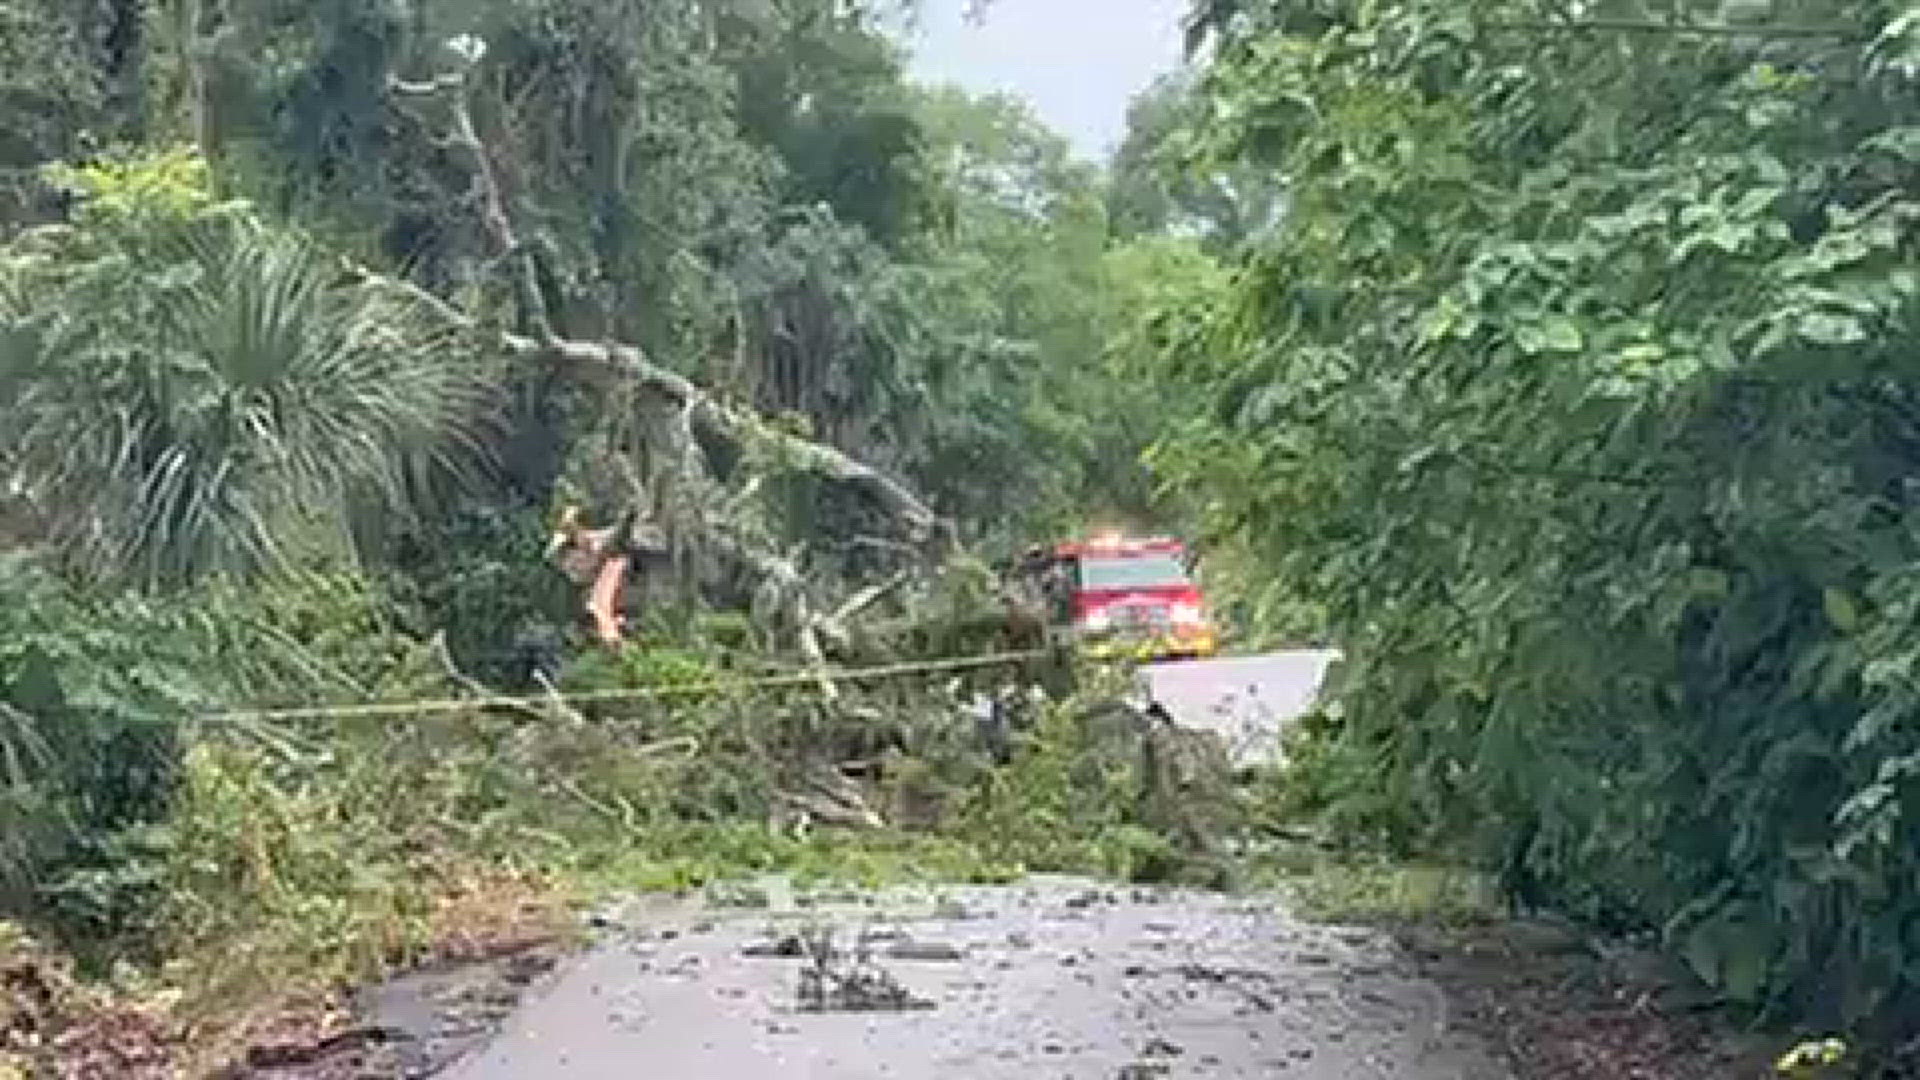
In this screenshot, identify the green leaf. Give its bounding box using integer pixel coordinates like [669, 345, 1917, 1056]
[1707, 223, 1749, 253]
[1797, 311, 1867, 346]
[1862, 126, 1920, 163]
[1720, 929, 1771, 1006]
[1823, 588, 1862, 633]
[1734, 187, 1784, 218]
[6, 647, 66, 715]
[1538, 318, 1583, 353]
[1687, 568, 1729, 600]
[1618, 342, 1665, 366]
[1515, 318, 1584, 355]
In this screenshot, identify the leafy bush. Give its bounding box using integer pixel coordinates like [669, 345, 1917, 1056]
[0, 555, 201, 951]
[387, 501, 576, 688]
[953, 672, 1239, 884]
[560, 640, 723, 702]
[0, 548, 437, 955]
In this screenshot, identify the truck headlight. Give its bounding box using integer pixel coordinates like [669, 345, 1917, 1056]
[1081, 610, 1112, 632]
[1170, 603, 1204, 626]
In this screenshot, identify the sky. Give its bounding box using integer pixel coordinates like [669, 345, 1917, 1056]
[899, 0, 1191, 163]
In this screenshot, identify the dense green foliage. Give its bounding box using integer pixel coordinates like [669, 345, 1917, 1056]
[0, 4, 1195, 1062]
[0, 556, 193, 943]
[3, 150, 494, 585]
[1148, 0, 1920, 1042]
[0, 0, 1162, 535]
[14, 0, 1920, 1065]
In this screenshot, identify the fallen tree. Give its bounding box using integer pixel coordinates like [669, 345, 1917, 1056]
[371, 42, 952, 665]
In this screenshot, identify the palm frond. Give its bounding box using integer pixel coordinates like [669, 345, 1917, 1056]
[0, 215, 498, 584]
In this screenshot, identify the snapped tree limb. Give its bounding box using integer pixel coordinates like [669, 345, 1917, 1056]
[346, 244, 942, 549]
[389, 66, 557, 347]
[543, 336, 944, 543]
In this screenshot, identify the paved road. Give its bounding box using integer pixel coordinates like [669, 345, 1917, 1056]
[436, 877, 1505, 1080]
[1140, 650, 1344, 767]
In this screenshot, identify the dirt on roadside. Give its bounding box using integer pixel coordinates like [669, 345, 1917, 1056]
[1393, 921, 1778, 1080]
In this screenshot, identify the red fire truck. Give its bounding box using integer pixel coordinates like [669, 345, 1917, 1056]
[1023, 533, 1220, 661]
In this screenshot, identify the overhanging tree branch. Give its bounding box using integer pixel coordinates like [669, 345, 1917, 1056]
[342, 261, 943, 541]
[365, 44, 954, 661]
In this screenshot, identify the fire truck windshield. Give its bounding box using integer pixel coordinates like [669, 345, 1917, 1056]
[1077, 553, 1189, 591]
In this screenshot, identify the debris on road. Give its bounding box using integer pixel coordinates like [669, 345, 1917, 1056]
[793, 927, 937, 1014]
[436, 877, 1510, 1079]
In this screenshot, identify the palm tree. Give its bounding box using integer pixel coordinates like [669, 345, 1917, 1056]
[0, 210, 495, 584]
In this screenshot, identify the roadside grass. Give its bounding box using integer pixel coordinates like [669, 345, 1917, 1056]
[1233, 830, 1504, 927]
[1277, 858, 1504, 926]
[173, 866, 579, 1076]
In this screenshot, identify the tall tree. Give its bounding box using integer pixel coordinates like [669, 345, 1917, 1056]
[720, 0, 936, 248]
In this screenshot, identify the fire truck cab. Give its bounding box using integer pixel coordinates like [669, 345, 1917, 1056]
[1029, 533, 1220, 661]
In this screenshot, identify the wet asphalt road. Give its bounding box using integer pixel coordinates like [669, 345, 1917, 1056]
[439, 877, 1506, 1080]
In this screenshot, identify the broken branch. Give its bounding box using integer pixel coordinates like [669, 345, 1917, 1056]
[377, 50, 943, 544]
[388, 65, 554, 344]
[350, 260, 945, 544]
